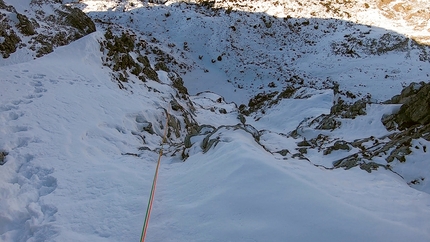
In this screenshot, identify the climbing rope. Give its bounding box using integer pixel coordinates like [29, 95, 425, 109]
[140, 106, 170, 242]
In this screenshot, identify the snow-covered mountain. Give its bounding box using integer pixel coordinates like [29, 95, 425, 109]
[0, 0, 95, 64]
[1, 0, 430, 241]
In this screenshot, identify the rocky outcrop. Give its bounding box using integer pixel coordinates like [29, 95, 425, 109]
[383, 82, 430, 130]
[0, 1, 22, 58]
[330, 98, 368, 119]
[0, 0, 95, 59]
[328, 82, 430, 174]
[60, 6, 96, 35]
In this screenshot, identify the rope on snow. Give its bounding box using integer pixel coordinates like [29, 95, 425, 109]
[140, 105, 170, 242]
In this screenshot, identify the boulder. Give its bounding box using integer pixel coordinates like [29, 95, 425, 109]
[384, 82, 430, 130]
[60, 6, 96, 35]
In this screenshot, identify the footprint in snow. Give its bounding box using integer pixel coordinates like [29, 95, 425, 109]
[32, 74, 46, 80]
[31, 81, 47, 93]
[0, 104, 19, 112]
[11, 157, 60, 240]
[24, 93, 43, 99]
[8, 112, 22, 120]
[30, 80, 43, 87]
[34, 87, 47, 93]
[9, 126, 29, 133]
[11, 99, 33, 105]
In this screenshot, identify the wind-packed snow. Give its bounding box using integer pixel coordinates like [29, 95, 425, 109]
[1, 0, 430, 241]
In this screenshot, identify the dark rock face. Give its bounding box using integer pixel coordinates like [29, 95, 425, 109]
[0, 27, 21, 58]
[0, 2, 21, 58]
[387, 82, 423, 104]
[383, 82, 430, 130]
[61, 6, 96, 35]
[171, 75, 189, 96]
[394, 84, 430, 129]
[16, 13, 37, 36]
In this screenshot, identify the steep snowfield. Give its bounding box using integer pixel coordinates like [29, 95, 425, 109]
[1, 1, 430, 241]
[0, 33, 171, 241]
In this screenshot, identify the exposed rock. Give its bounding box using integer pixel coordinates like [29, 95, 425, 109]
[0, 150, 8, 165]
[333, 154, 361, 170]
[308, 134, 329, 148]
[171, 75, 188, 96]
[113, 53, 136, 71]
[155, 61, 169, 72]
[184, 124, 216, 149]
[0, 0, 10, 10]
[197, 124, 261, 155]
[381, 114, 397, 131]
[246, 85, 298, 114]
[167, 114, 181, 138]
[201, 134, 220, 153]
[16, 13, 37, 36]
[237, 114, 246, 124]
[137, 54, 151, 67]
[383, 82, 430, 130]
[386, 82, 424, 104]
[359, 162, 382, 173]
[102, 30, 163, 84]
[297, 139, 311, 147]
[238, 104, 249, 116]
[386, 145, 411, 163]
[276, 149, 290, 156]
[143, 66, 158, 82]
[394, 83, 430, 129]
[135, 115, 155, 135]
[61, 6, 96, 35]
[170, 99, 183, 112]
[0, 27, 21, 58]
[331, 98, 368, 118]
[248, 91, 278, 113]
[324, 140, 350, 155]
[0, 1, 95, 59]
[297, 147, 307, 154]
[333, 140, 350, 150]
[314, 115, 341, 130]
[142, 122, 154, 135]
[347, 124, 430, 166]
[277, 86, 297, 99]
[184, 134, 193, 149]
[291, 153, 309, 160]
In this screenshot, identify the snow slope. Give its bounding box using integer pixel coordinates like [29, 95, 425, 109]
[0, 30, 429, 242]
[1, 1, 430, 242]
[0, 32, 172, 241]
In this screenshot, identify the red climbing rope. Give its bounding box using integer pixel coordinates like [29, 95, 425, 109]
[140, 106, 170, 242]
